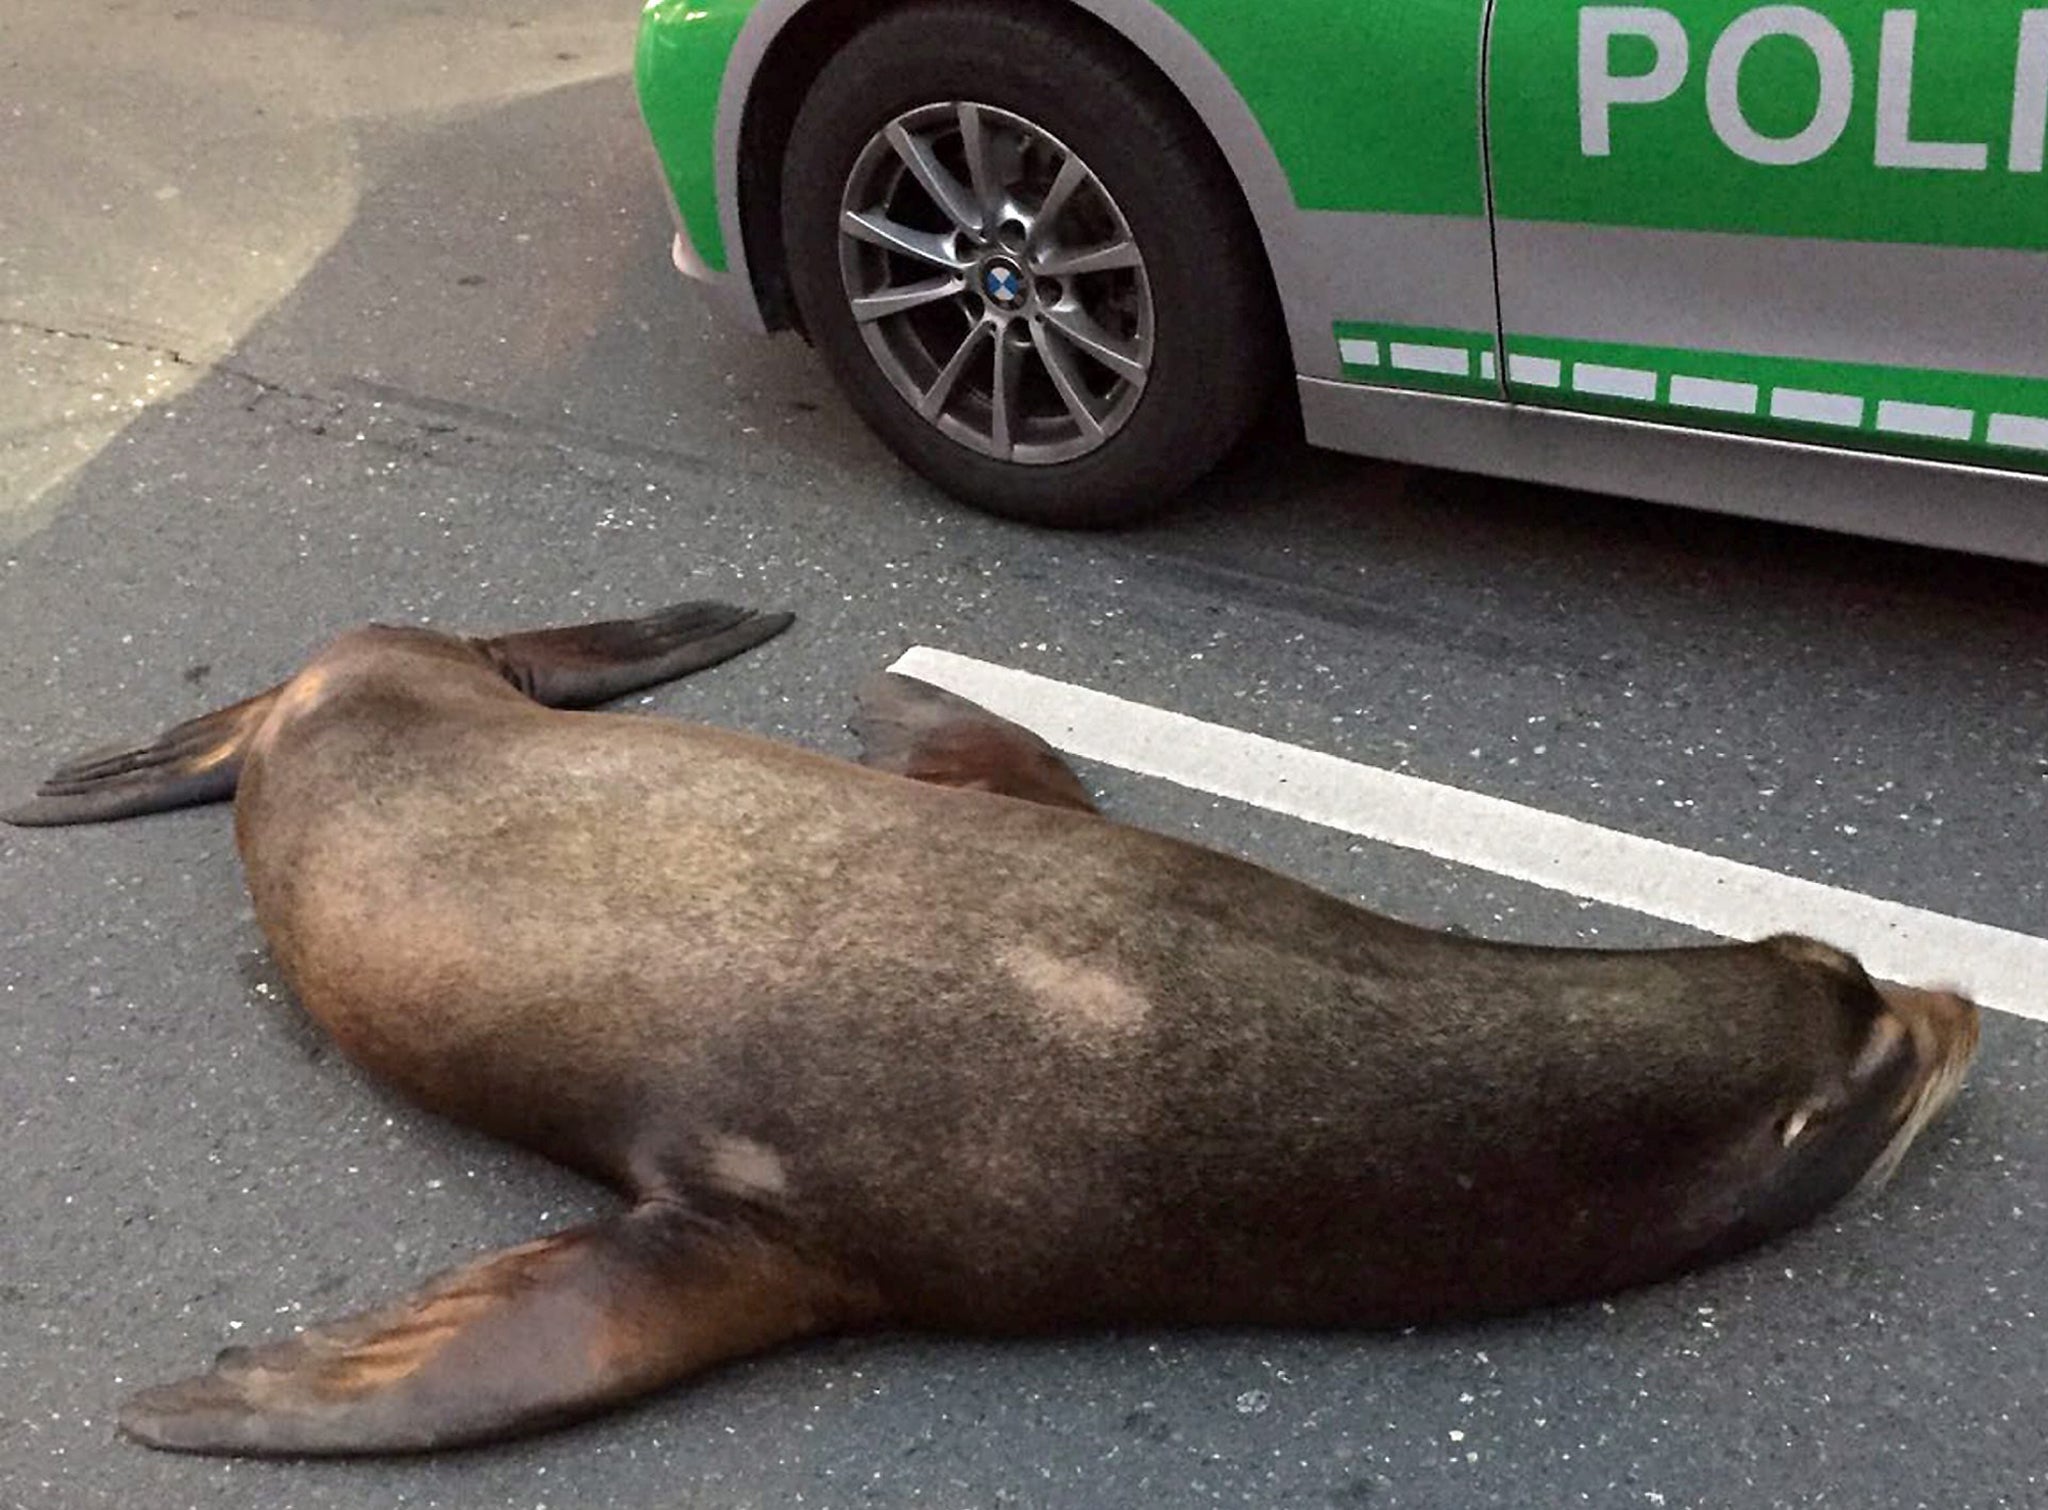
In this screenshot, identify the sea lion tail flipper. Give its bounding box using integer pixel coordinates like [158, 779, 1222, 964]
[851, 672, 1098, 813]
[118, 1203, 875, 1457]
[2, 687, 280, 828]
[473, 600, 795, 709]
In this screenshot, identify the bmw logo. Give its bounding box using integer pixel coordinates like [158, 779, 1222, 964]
[981, 259, 1024, 308]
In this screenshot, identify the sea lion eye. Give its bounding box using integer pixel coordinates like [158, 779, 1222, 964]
[1779, 1108, 1812, 1146]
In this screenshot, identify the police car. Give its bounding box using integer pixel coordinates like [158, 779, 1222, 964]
[636, 1, 2048, 560]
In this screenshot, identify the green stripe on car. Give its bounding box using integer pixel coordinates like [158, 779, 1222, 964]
[1333, 321, 1499, 399]
[1511, 333, 2048, 468]
[1335, 322, 2048, 471]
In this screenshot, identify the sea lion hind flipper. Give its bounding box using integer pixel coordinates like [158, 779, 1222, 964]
[118, 1204, 873, 1457]
[851, 672, 1097, 812]
[2, 687, 279, 828]
[473, 601, 795, 709]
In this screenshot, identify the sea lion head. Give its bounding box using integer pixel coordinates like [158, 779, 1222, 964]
[1852, 977, 1981, 1192]
[1761, 934, 1980, 1178]
[1696, 936, 1980, 1255]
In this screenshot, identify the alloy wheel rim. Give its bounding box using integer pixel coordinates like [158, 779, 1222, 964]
[836, 101, 1153, 466]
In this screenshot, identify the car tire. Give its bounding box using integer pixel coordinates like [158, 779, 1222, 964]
[780, 0, 1281, 528]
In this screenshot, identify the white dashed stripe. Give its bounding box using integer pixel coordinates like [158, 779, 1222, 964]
[1987, 412, 2048, 450]
[1668, 375, 1759, 414]
[1388, 342, 1471, 377]
[1359, 335, 2048, 455]
[889, 647, 2048, 1023]
[1876, 400, 1974, 441]
[1572, 363, 1658, 401]
[1507, 353, 1563, 388]
[1770, 388, 1865, 426]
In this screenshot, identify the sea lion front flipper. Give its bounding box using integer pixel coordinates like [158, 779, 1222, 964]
[118, 1204, 874, 1457]
[473, 600, 795, 709]
[4, 601, 792, 826]
[851, 673, 1097, 813]
[2, 687, 279, 827]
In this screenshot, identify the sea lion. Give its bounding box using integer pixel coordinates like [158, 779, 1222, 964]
[5, 601, 1981, 1458]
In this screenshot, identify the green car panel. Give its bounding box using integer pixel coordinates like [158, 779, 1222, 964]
[1165, 0, 1490, 216]
[1490, 2, 2048, 250]
[636, 0, 753, 273]
[636, 0, 1493, 269]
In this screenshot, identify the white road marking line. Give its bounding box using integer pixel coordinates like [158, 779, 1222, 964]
[1876, 399, 1974, 441]
[1769, 388, 1865, 427]
[1572, 363, 1658, 401]
[1668, 375, 1759, 414]
[1337, 337, 1381, 368]
[1986, 412, 2048, 451]
[1389, 342, 1471, 377]
[889, 648, 2047, 1023]
[1507, 353, 1563, 388]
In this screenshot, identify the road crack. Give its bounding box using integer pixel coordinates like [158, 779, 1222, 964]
[2, 315, 311, 407]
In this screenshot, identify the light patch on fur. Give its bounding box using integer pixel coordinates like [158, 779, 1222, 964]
[274, 669, 332, 719]
[187, 738, 241, 773]
[247, 668, 330, 760]
[706, 1135, 790, 1199]
[1000, 943, 1150, 1037]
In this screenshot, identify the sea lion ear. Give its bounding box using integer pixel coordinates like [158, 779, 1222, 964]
[117, 1203, 875, 1456]
[851, 673, 1098, 814]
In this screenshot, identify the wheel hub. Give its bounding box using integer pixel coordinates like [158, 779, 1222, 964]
[979, 255, 1027, 310]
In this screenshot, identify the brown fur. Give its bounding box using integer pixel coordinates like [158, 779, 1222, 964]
[5, 611, 1981, 1456]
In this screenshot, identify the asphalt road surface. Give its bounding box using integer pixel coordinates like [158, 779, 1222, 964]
[4, 5, 2044, 1508]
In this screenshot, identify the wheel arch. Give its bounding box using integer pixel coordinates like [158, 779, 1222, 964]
[720, 0, 1302, 356]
